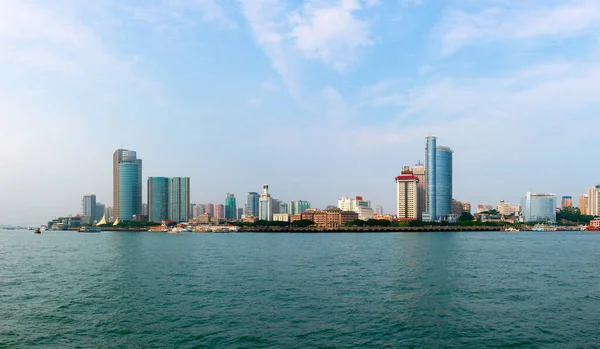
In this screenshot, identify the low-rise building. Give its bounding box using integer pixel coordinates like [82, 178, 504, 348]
[273, 213, 290, 222]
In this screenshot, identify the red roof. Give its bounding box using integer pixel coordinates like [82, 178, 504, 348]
[395, 175, 418, 181]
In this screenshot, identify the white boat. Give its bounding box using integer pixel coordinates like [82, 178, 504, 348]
[78, 226, 102, 233]
[504, 227, 520, 232]
[532, 223, 557, 232]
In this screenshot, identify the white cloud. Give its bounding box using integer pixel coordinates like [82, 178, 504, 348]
[437, 0, 600, 56]
[289, 0, 375, 70]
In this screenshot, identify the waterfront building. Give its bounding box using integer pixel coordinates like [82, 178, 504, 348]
[579, 194, 589, 215]
[497, 201, 520, 216]
[291, 200, 311, 215]
[113, 149, 142, 221]
[587, 186, 600, 216]
[148, 177, 169, 222]
[236, 207, 243, 220]
[225, 193, 237, 220]
[396, 169, 419, 220]
[214, 204, 224, 219]
[246, 192, 259, 217]
[278, 201, 288, 214]
[561, 196, 573, 209]
[168, 177, 190, 222]
[354, 206, 374, 221]
[273, 213, 290, 222]
[142, 203, 148, 216]
[337, 196, 371, 212]
[424, 136, 437, 220]
[462, 202, 471, 213]
[95, 203, 105, 222]
[259, 184, 273, 221]
[104, 206, 114, 222]
[205, 203, 214, 216]
[375, 205, 383, 216]
[521, 192, 557, 223]
[413, 162, 426, 219]
[82, 194, 96, 220]
[324, 208, 359, 228]
[435, 146, 453, 220]
[191, 204, 205, 218]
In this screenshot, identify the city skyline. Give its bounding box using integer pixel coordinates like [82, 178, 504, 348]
[3, 0, 600, 225]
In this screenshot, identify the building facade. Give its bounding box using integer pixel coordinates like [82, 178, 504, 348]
[579, 194, 589, 215]
[561, 196, 573, 209]
[435, 146, 453, 219]
[246, 192, 259, 217]
[259, 184, 273, 221]
[425, 136, 437, 220]
[168, 177, 190, 222]
[205, 203, 214, 217]
[82, 194, 96, 219]
[225, 193, 237, 220]
[462, 202, 472, 213]
[413, 162, 426, 219]
[587, 186, 600, 216]
[214, 204, 224, 219]
[113, 149, 142, 221]
[395, 167, 419, 220]
[497, 201, 520, 216]
[521, 192, 557, 223]
[148, 177, 169, 222]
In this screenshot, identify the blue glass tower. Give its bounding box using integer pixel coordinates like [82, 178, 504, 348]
[169, 177, 190, 222]
[425, 136, 437, 220]
[435, 146, 453, 219]
[247, 192, 259, 217]
[118, 162, 141, 220]
[225, 193, 237, 220]
[148, 177, 169, 222]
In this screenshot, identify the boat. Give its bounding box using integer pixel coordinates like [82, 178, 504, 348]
[34, 228, 41, 234]
[78, 226, 102, 233]
[585, 225, 600, 231]
[532, 223, 557, 232]
[504, 227, 520, 232]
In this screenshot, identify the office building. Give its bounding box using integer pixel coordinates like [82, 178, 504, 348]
[104, 206, 114, 222]
[477, 204, 493, 213]
[435, 146, 453, 219]
[113, 149, 142, 221]
[521, 192, 557, 223]
[424, 137, 437, 220]
[579, 194, 589, 215]
[82, 194, 96, 219]
[148, 177, 169, 222]
[561, 196, 573, 208]
[225, 193, 237, 220]
[290, 200, 311, 215]
[375, 205, 383, 216]
[413, 162, 426, 219]
[95, 203, 105, 222]
[278, 201, 288, 214]
[587, 186, 600, 216]
[214, 204, 224, 219]
[246, 192, 259, 217]
[168, 177, 190, 222]
[497, 201, 520, 216]
[205, 203, 214, 216]
[273, 213, 290, 222]
[337, 196, 371, 211]
[236, 207, 243, 220]
[259, 184, 273, 221]
[395, 167, 419, 220]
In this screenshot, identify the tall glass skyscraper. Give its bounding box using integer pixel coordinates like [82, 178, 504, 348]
[118, 161, 141, 220]
[114, 149, 142, 221]
[246, 192, 259, 217]
[424, 137, 437, 220]
[225, 193, 237, 220]
[259, 184, 272, 221]
[82, 194, 96, 218]
[148, 177, 169, 222]
[169, 177, 190, 222]
[435, 146, 453, 219]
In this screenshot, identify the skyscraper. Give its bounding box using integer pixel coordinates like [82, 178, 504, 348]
[424, 136, 437, 220]
[169, 177, 190, 222]
[95, 203, 105, 222]
[214, 204, 224, 219]
[396, 167, 419, 220]
[82, 194, 96, 219]
[247, 192, 259, 217]
[579, 194, 589, 215]
[413, 162, 426, 220]
[225, 193, 237, 220]
[292, 200, 311, 215]
[587, 186, 600, 216]
[435, 146, 453, 219]
[114, 149, 142, 221]
[206, 203, 214, 216]
[148, 177, 169, 222]
[521, 192, 557, 222]
[561, 196, 573, 209]
[236, 207, 243, 220]
[259, 184, 273, 221]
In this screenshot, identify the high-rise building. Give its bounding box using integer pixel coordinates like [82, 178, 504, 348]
[225, 193, 237, 220]
[291, 200, 311, 215]
[521, 192, 557, 223]
[413, 162, 426, 219]
[451, 199, 463, 215]
[113, 149, 142, 221]
[104, 206, 114, 222]
[497, 200, 520, 215]
[148, 177, 169, 222]
[579, 194, 589, 215]
[337, 196, 371, 211]
[191, 204, 205, 218]
[206, 203, 214, 216]
[375, 205, 383, 216]
[169, 177, 190, 222]
[82, 194, 96, 219]
[587, 186, 600, 216]
[395, 168, 419, 220]
[435, 146, 453, 219]
[95, 203, 105, 222]
[214, 204, 224, 219]
[424, 136, 437, 220]
[246, 192, 259, 217]
[236, 207, 244, 220]
[259, 184, 273, 221]
[561, 196, 573, 209]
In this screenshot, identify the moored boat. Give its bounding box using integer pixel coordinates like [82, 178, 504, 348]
[78, 226, 102, 233]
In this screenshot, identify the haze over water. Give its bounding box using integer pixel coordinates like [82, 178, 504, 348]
[1, 230, 599, 348]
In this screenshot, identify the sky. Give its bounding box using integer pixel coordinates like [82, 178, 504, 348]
[2, 0, 600, 225]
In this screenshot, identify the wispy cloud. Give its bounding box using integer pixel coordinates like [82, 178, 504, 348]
[436, 0, 600, 56]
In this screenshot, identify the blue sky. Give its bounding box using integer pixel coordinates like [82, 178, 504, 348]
[2, 0, 600, 225]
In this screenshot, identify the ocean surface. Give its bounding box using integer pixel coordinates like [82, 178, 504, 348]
[1, 230, 600, 348]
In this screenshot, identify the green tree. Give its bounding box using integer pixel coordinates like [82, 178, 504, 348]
[459, 212, 475, 222]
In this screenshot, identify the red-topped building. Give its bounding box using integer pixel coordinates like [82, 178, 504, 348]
[396, 166, 419, 221]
